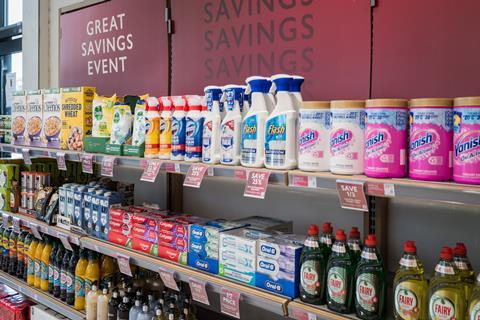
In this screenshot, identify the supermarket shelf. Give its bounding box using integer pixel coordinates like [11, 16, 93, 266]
[81, 237, 289, 316]
[288, 300, 358, 320]
[0, 270, 85, 320]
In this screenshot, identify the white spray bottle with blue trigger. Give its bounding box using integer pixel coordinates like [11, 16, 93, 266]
[202, 86, 223, 164]
[240, 76, 272, 167]
[290, 75, 304, 110]
[220, 85, 244, 165]
[264, 74, 298, 169]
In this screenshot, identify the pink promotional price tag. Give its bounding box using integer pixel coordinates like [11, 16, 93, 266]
[243, 170, 271, 199]
[12, 217, 20, 233]
[234, 168, 246, 180]
[30, 223, 42, 240]
[290, 308, 316, 320]
[101, 156, 116, 177]
[116, 253, 132, 276]
[2, 213, 8, 227]
[56, 153, 67, 171]
[188, 278, 209, 305]
[58, 232, 73, 251]
[366, 182, 395, 197]
[220, 287, 241, 319]
[82, 154, 94, 174]
[140, 160, 162, 182]
[336, 180, 368, 211]
[22, 149, 32, 165]
[165, 162, 175, 173]
[183, 164, 208, 188]
[159, 267, 179, 291]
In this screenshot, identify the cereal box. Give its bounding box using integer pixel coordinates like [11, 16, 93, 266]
[60, 87, 95, 150]
[11, 91, 26, 145]
[42, 89, 61, 148]
[26, 90, 43, 147]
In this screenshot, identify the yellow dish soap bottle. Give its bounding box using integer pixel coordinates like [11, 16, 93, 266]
[393, 241, 428, 320]
[468, 274, 480, 320]
[428, 247, 466, 320]
[74, 248, 89, 310]
[453, 242, 475, 299]
[40, 236, 53, 291]
[34, 237, 45, 288]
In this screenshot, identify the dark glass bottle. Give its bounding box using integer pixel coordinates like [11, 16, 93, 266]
[0, 223, 5, 268]
[299, 224, 327, 305]
[16, 229, 27, 278]
[117, 296, 131, 320]
[48, 240, 58, 294]
[23, 232, 33, 280]
[108, 290, 120, 320]
[1, 227, 11, 272]
[53, 243, 64, 298]
[60, 249, 71, 301]
[8, 229, 18, 275]
[67, 248, 78, 305]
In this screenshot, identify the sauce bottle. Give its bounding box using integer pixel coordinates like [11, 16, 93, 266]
[54, 243, 64, 298]
[117, 296, 131, 320]
[86, 284, 99, 320]
[97, 287, 109, 320]
[326, 229, 355, 314]
[8, 229, 17, 275]
[299, 224, 327, 305]
[428, 247, 466, 320]
[129, 299, 142, 320]
[1, 227, 11, 272]
[40, 235, 53, 291]
[48, 240, 58, 294]
[393, 241, 428, 320]
[22, 232, 32, 281]
[84, 250, 100, 296]
[453, 242, 475, 299]
[100, 255, 117, 289]
[34, 237, 45, 288]
[468, 274, 480, 320]
[16, 229, 27, 279]
[67, 248, 78, 305]
[137, 305, 155, 320]
[26, 233, 38, 285]
[348, 227, 362, 264]
[61, 249, 71, 301]
[354, 235, 386, 320]
[108, 290, 120, 319]
[74, 248, 88, 310]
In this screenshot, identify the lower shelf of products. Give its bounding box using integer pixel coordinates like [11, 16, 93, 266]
[0, 270, 85, 320]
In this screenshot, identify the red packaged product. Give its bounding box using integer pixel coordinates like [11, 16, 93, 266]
[0, 294, 34, 320]
[132, 224, 158, 243]
[108, 230, 131, 247]
[109, 207, 136, 224]
[132, 238, 158, 256]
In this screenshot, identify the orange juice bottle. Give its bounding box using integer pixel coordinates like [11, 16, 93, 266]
[74, 249, 89, 310]
[34, 237, 45, 288]
[84, 251, 100, 296]
[26, 234, 38, 286]
[40, 236, 53, 291]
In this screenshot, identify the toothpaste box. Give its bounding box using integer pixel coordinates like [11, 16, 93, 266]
[89, 189, 105, 236]
[234, 216, 293, 233]
[188, 220, 247, 274]
[96, 191, 122, 240]
[82, 187, 97, 235]
[255, 235, 304, 298]
[109, 220, 132, 238]
[131, 211, 169, 230]
[57, 183, 74, 230]
[219, 228, 273, 285]
[71, 185, 87, 233]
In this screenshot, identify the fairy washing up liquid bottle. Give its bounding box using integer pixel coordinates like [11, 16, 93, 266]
[348, 227, 362, 264]
[202, 86, 223, 164]
[290, 75, 304, 111]
[240, 76, 273, 168]
[453, 242, 475, 299]
[321, 222, 334, 257]
[428, 247, 466, 320]
[264, 74, 298, 169]
[468, 274, 480, 320]
[354, 235, 386, 320]
[393, 241, 428, 320]
[220, 85, 244, 165]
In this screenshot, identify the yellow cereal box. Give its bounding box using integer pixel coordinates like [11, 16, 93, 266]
[12, 90, 26, 145]
[60, 86, 96, 150]
[42, 88, 61, 148]
[26, 90, 43, 147]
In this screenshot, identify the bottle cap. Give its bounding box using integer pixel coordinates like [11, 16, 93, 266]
[290, 75, 304, 92]
[349, 227, 360, 239]
[103, 288, 108, 294]
[454, 242, 467, 256]
[172, 96, 186, 111]
[404, 241, 416, 253]
[186, 95, 202, 111]
[307, 224, 319, 236]
[245, 76, 272, 94]
[146, 97, 159, 111]
[123, 296, 129, 303]
[91, 284, 97, 291]
[440, 246, 453, 260]
[335, 229, 346, 241]
[365, 234, 376, 247]
[270, 74, 293, 92]
[156, 309, 162, 315]
[143, 305, 148, 311]
[135, 300, 141, 306]
[323, 222, 333, 233]
[112, 291, 118, 298]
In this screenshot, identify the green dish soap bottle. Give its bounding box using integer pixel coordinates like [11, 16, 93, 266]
[354, 235, 385, 320]
[326, 229, 355, 314]
[467, 274, 480, 320]
[453, 242, 475, 299]
[428, 247, 466, 320]
[348, 227, 362, 264]
[393, 241, 428, 320]
[299, 224, 328, 305]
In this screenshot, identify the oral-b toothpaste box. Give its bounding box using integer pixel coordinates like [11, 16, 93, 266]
[188, 220, 247, 274]
[219, 228, 273, 285]
[255, 235, 304, 298]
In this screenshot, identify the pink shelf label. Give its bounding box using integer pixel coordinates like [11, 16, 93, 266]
[159, 267, 179, 291]
[82, 154, 94, 174]
[117, 253, 132, 276]
[56, 153, 67, 171]
[336, 180, 368, 211]
[183, 164, 208, 188]
[220, 287, 240, 319]
[141, 160, 162, 182]
[188, 278, 209, 305]
[244, 170, 270, 199]
[101, 156, 116, 177]
[366, 182, 395, 197]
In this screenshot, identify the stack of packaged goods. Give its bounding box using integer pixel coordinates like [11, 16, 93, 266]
[0, 115, 11, 144]
[0, 283, 34, 320]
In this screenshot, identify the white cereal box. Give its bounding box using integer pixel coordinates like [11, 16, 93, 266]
[11, 90, 26, 145]
[26, 90, 43, 147]
[42, 88, 61, 148]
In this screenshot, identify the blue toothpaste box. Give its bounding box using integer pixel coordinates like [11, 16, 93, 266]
[89, 189, 104, 236]
[96, 191, 123, 240]
[188, 220, 247, 274]
[71, 185, 86, 233]
[255, 235, 304, 298]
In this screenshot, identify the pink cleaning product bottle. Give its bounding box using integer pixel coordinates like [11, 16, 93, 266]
[364, 99, 408, 178]
[453, 97, 480, 185]
[408, 98, 453, 181]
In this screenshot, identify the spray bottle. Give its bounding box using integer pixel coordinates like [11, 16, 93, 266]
[290, 75, 304, 111]
[202, 86, 223, 164]
[240, 76, 272, 167]
[171, 96, 187, 161]
[220, 85, 244, 165]
[264, 74, 298, 169]
[159, 97, 173, 160]
[240, 85, 249, 118]
[185, 95, 204, 162]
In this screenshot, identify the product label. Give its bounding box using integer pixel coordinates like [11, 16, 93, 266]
[453, 108, 480, 181]
[48, 264, 54, 282]
[202, 120, 214, 162]
[454, 261, 468, 271]
[34, 259, 40, 275]
[41, 261, 48, 280]
[84, 278, 94, 294]
[330, 129, 354, 156]
[300, 260, 320, 295]
[159, 117, 172, 153]
[145, 115, 160, 153]
[332, 244, 346, 254]
[60, 270, 67, 288]
[171, 117, 186, 157]
[435, 264, 455, 275]
[27, 257, 34, 275]
[356, 273, 378, 312]
[185, 117, 204, 160]
[74, 275, 85, 297]
[221, 119, 236, 163]
[66, 272, 74, 293]
[241, 115, 259, 164]
[298, 110, 330, 166]
[265, 114, 287, 166]
[361, 251, 378, 261]
[400, 257, 418, 268]
[327, 266, 347, 304]
[429, 292, 456, 320]
[53, 266, 60, 286]
[468, 299, 480, 320]
[395, 282, 420, 319]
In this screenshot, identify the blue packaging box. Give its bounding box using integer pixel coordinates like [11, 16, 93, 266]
[188, 220, 246, 274]
[97, 191, 123, 240]
[255, 235, 304, 298]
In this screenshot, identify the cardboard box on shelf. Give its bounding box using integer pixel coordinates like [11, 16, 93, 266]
[12, 90, 27, 146]
[26, 90, 43, 147]
[42, 88, 61, 149]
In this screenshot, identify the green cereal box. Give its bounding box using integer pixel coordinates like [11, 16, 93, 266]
[0, 164, 19, 188]
[26, 90, 43, 147]
[12, 91, 27, 145]
[42, 89, 61, 148]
